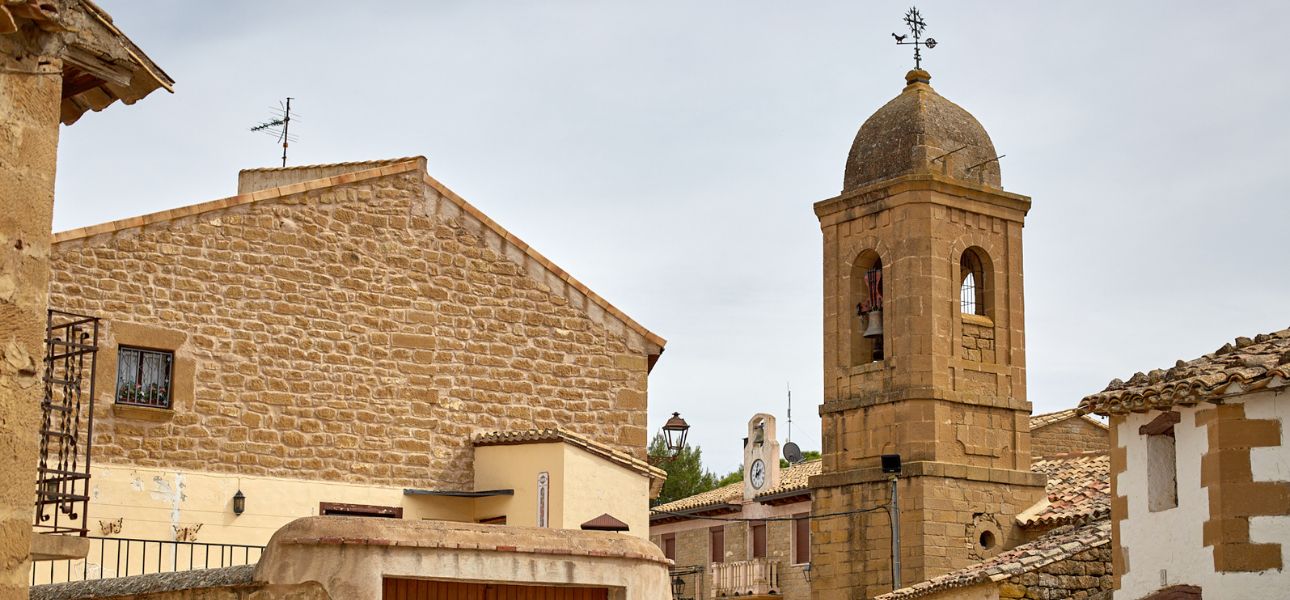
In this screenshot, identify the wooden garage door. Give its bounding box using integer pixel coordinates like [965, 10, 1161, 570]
[382, 578, 610, 600]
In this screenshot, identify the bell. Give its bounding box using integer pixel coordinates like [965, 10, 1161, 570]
[863, 310, 884, 338]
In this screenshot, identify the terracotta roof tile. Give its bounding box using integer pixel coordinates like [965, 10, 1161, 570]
[875, 520, 1111, 600]
[651, 460, 821, 513]
[1030, 409, 1107, 431]
[1018, 453, 1110, 528]
[1079, 328, 1290, 416]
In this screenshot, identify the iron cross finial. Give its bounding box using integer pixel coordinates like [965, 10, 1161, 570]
[892, 7, 938, 70]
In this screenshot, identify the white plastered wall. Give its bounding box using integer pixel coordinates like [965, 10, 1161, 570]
[1115, 391, 1289, 599]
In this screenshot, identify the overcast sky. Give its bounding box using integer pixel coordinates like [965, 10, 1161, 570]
[53, 1, 1290, 474]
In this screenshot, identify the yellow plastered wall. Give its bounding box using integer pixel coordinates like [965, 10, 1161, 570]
[82, 464, 475, 547]
[474, 442, 650, 537]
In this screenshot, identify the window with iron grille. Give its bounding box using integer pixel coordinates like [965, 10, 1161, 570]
[115, 347, 173, 408]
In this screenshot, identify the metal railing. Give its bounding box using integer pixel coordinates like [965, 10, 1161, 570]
[35, 310, 99, 536]
[31, 536, 264, 585]
[710, 558, 780, 598]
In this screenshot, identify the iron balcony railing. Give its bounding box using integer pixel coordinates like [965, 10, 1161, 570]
[31, 536, 264, 585]
[711, 558, 780, 598]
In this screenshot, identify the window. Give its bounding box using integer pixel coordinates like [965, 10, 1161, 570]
[115, 347, 174, 408]
[1141, 411, 1181, 512]
[959, 249, 987, 316]
[662, 534, 676, 560]
[710, 526, 725, 564]
[319, 502, 403, 518]
[850, 251, 884, 365]
[793, 513, 810, 564]
[750, 521, 767, 559]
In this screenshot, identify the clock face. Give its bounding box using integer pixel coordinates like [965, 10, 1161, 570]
[750, 459, 766, 490]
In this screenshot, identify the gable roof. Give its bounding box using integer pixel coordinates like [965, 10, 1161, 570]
[1017, 452, 1109, 528]
[474, 428, 666, 485]
[1079, 328, 1290, 416]
[1030, 409, 1107, 431]
[650, 459, 821, 517]
[52, 157, 665, 354]
[875, 520, 1110, 600]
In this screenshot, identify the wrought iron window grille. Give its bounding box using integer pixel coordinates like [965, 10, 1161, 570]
[115, 346, 173, 409]
[36, 310, 100, 536]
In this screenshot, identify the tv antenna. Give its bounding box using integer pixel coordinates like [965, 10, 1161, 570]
[250, 97, 298, 167]
[786, 382, 792, 443]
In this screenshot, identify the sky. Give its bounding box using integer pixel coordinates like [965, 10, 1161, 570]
[53, 1, 1290, 474]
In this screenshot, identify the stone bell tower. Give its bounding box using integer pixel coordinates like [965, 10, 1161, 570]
[807, 68, 1047, 600]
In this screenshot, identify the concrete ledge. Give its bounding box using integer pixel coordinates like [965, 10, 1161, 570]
[31, 533, 90, 561]
[30, 566, 256, 600]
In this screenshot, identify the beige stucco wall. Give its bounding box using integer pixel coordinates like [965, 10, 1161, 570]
[475, 442, 651, 537]
[47, 164, 656, 494]
[1115, 392, 1290, 599]
[254, 517, 670, 600]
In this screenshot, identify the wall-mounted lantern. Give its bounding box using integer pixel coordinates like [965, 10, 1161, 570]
[232, 489, 246, 516]
[671, 574, 685, 600]
[662, 412, 690, 457]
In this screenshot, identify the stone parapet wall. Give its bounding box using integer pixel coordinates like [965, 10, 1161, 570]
[1031, 419, 1108, 459]
[48, 168, 653, 490]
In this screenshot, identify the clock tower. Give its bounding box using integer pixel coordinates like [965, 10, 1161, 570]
[807, 67, 1047, 600]
[743, 414, 780, 500]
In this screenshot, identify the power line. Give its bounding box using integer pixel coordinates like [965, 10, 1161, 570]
[650, 503, 889, 523]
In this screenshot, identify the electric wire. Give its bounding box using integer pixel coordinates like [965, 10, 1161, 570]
[649, 503, 890, 523]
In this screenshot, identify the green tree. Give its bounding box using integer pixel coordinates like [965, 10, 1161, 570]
[649, 434, 719, 506]
[716, 467, 743, 487]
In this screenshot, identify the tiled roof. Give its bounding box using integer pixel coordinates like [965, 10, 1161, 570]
[1079, 328, 1290, 416]
[652, 460, 821, 513]
[473, 428, 666, 484]
[1017, 453, 1109, 528]
[1030, 409, 1107, 431]
[875, 520, 1111, 600]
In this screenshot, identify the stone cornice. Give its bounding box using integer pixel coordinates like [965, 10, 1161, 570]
[814, 172, 1032, 225]
[808, 460, 1047, 489]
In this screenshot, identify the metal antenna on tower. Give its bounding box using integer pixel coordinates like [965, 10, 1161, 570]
[787, 382, 792, 443]
[250, 97, 298, 167]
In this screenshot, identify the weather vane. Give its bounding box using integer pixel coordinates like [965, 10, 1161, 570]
[892, 7, 937, 70]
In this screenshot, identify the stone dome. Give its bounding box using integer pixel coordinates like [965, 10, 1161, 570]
[843, 70, 1001, 192]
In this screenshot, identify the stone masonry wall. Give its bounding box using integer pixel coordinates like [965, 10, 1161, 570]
[1031, 419, 1108, 459]
[959, 321, 995, 364]
[0, 32, 63, 600]
[998, 544, 1112, 600]
[47, 168, 653, 489]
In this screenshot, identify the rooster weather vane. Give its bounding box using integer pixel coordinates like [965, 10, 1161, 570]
[892, 7, 937, 70]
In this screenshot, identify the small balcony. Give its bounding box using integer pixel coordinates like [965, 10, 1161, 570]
[711, 558, 780, 598]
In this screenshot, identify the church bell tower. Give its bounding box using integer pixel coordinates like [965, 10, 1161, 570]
[808, 66, 1046, 600]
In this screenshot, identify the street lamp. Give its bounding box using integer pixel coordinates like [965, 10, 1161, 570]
[662, 412, 690, 457]
[671, 574, 686, 600]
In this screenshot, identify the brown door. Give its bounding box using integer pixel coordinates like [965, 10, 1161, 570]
[383, 578, 610, 600]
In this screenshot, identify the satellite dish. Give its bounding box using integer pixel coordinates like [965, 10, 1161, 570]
[783, 441, 804, 464]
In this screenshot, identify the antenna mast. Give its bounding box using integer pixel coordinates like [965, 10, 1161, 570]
[787, 382, 792, 443]
[249, 97, 298, 167]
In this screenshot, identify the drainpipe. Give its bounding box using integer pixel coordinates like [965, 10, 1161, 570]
[889, 474, 901, 591]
